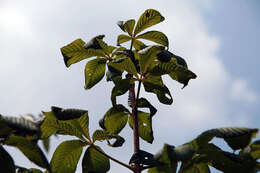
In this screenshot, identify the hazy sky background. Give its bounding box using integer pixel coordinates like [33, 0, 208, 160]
[0, 0, 259, 172]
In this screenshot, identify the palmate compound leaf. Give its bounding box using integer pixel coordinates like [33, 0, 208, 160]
[117, 19, 136, 36]
[136, 30, 169, 47]
[128, 111, 154, 143]
[148, 144, 177, 173]
[61, 38, 105, 67]
[82, 145, 110, 173]
[50, 140, 86, 173]
[3, 135, 50, 171]
[0, 145, 15, 173]
[92, 129, 125, 147]
[84, 58, 106, 90]
[134, 9, 165, 36]
[101, 105, 130, 134]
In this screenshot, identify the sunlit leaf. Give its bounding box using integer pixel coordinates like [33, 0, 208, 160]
[108, 57, 138, 77]
[61, 39, 104, 67]
[133, 39, 147, 50]
[82, 146, 110, 173]
[134, 9, 165, 35]
[136, 31, 169, 47]
[50, 140, 86, 173]
[117, 34, 131, 46]
[84, 58, 106, 89]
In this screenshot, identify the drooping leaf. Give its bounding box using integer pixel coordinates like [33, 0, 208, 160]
[84, 58, 106, 89]
[50, 140, 86, 173]
[148, 144, 177, 173]
[181, 161, 210, 173]
[136, 98, 157, 117]
[247, 140, 260, 159]
[0, 145, 15, 173]
[143, 78, 173, 105]
[111, 78, 136, 106]
[3, 135, 50, 170]
[129, 111, 153, 143]
[206, 127, 259, 151]
[107, 135, 125, 147]
[108, 57, 138, 77]
[136, 31, 169, 47]
[49, 106, 88, 120]
[117, 34, 131, 46]
[96, 38, 110, 55]
[61, 39, 104, 67]
[134, 9, 165, 36]
[92, 130, 115, 142]
[82, 146, 110, 173]
[117, 19, 136, 36]
[84, 35, 105, 50]
[138, 45, 165, 74]
[102, 105, 129, 134]
[129, 150, 160, 167]
[106, 65, 122, 83]
[199, 143, 260, 173]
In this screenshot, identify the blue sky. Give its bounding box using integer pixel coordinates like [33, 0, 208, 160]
[0, 0, 259, 172]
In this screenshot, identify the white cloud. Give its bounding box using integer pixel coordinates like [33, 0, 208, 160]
[230, 79, 257, 103]
[0, 0, 258, 173]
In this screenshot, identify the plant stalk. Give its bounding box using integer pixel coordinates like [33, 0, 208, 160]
[129, 39, 142, 173]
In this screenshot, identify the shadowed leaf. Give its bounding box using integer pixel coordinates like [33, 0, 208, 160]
[82, 146, 110, 173]
[0, 145, 15, 173]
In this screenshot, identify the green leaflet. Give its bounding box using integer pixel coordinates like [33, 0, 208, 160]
[92, 130, 125, 147]
[136, 30, 169, 47]
[129, 111, 153, 143]
[102, 105, 129, 134]
[117, 19, 136, 36]
[138, 45, 165, 74]
[84, 58, 106, 90]
[82, 146, 110, 173]
[134, 9, 165, 36]
[148, 144, 177, 173]
[136, 98, 157, 117]
[0, 145, 15, 173]
[42, 137, 50, 153]
[61, 39, 104, 67]
[40, 118, 82, 139]
[133, 39, 147, 51]
[117, 34, 131, 46]
[143, 78, 173, 105]
[108, 57, 138, 77]
[3, 135, 50, 171]
[50, 140, 86, 173]
[111, 78, 136, 106]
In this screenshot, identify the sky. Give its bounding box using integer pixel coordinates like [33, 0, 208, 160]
[0, 0, 259, 173]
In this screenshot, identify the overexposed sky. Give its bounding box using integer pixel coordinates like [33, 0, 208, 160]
[0, 1, 259, 172]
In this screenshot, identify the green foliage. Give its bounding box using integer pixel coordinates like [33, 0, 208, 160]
[82, 146, 110, 173]
[1, 8, 259, 173]
[50, 140, 86, 173]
